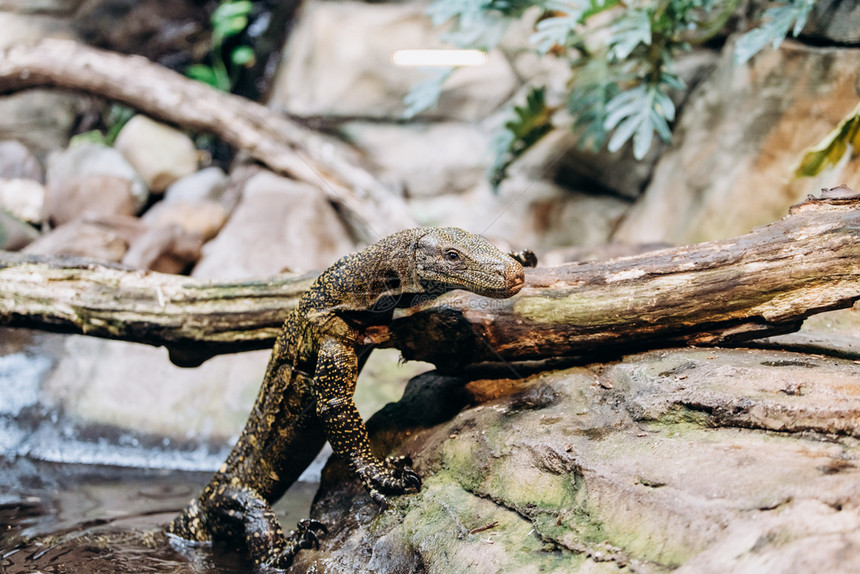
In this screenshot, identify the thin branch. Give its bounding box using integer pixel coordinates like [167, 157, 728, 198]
[0, 38, 415, 242]
[1, 195, 857, 367]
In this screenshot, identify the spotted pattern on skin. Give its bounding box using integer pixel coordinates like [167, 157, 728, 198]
[166, 227, 525, 567]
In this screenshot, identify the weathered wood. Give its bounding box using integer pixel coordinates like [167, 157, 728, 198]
[0, 38, 415, 242]
[1, 196, 857, 367]
[391, 195, 860, 368]
[0, 254, 315, 366]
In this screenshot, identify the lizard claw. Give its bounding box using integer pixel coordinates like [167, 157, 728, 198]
[369, 488, 390, 509]
[402, 467, 422, 491]
[290, 518, 328, 550]
[354, 454, 423, 503]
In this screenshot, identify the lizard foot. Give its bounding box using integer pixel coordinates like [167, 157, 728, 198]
[267, 518, 328, 569]
[354, 455, 422, 507]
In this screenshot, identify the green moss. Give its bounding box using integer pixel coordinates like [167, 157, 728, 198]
[390, 476, 618, 574]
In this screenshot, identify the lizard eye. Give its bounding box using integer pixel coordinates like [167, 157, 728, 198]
[444, 249, 461, 262]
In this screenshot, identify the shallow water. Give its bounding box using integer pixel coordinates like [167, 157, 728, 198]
[0, 457, 318, 573]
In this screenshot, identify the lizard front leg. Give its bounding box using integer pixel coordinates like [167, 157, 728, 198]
[313, 338, 421, 505]
[168, 484, 326, 568]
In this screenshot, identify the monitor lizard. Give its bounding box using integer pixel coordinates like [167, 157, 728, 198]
[166, 227, 528, 568]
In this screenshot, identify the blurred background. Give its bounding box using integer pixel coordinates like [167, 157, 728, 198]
[0, 0, 858, 570]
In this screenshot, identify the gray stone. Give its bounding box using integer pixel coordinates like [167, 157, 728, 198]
[342, 122, 490, 198]
[46, 142, 148, 209]
[0, 140, 44, 182]
[0, 10, 74, 49]
[122, 224, 203, 274]
[113, 115, 199, 193]
[44, 174, 137, 226]
[614, 41, 860, 244]
[40, 337, 267, 444]
[271, 1, 518, 122]
[22, 219, 129, 261]
[0, 91, 80, 158]
[296, 348, 860, 573]
[0, 178, 45, 224]
[141, 199, 228, 241]
[164, 166, 228, 203]
[0, 0, 85, 14]
[803, 0, 860, 44]
[192, 171, 354, 280]
[72, 0, 209, 64]
[408, 178, 630, 256]
[0, 208, 38, 250]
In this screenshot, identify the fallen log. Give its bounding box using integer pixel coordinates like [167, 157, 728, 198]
[0, 193, 857, 367]
[0, 38, 415, 242]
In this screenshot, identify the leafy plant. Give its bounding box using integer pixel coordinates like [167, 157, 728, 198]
[70, 104, 135, 147]
[734, 0, 817, 64]
[489, 86, 555, 187]
[796, 102, 860, 177]
[186, 0, 257, 92]
[410, 0, 821, 186]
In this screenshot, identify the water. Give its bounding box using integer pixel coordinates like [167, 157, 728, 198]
[0, 330, 322, 572]
[0, 457, 319, 573]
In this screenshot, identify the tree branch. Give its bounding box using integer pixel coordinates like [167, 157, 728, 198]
[0, 38, 415, 242]
[1, 194, 857, 367]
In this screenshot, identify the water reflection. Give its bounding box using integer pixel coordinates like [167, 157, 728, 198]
[0, 458, 317, 573]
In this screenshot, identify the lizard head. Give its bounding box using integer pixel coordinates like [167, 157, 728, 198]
[413, 227, 525, 298]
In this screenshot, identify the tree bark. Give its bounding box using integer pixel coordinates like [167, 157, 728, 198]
[1, 195, 857, 367]
[0, 38, 415, 243]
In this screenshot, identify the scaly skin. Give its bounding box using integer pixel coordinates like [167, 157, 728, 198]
[167, 227, 526, 568]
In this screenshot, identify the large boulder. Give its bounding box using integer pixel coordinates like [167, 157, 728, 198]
[164, 166, 228, 204]
[43, 174, 138, 226]
[292, 347, 860, 573]
[0, 209, 39, 251]
[614, 41, 860, 244]
[409, 178, 629, 255]
[341, 122, 490, 199]
[0, 140, 44, 182]
[0, 178, 45, 224]
[21, 218, 131, 261]
[46, 142, 149, 209]
[192, 171, 354, 280]
[113, 115, 199, 193]
[271, 1, 517, 122]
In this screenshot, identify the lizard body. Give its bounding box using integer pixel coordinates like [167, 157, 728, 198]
[167, 227, 525, 568]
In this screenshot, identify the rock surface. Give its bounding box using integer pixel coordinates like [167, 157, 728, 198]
[272, 1, 517, 122]
[46, 142, 148, 209]
[121, 224, 203, 274]
[44, 174, 138, 226]
[0, 91, 81, 157]
[192, 170, 354, 280]
[0, 208, 38, 251]
[0, 140, 44, 182]
[614, 41, 860, 244]
[341, 122, 490, 199]
[141, 199, 228, 241]
[21, 219, 129, 261]
[409, 178, 630, 255]
[113, 115, 198, 193]
[293, 347, 860, 573]
[164, 166, 227, 204]
[0, 178, 44, 224]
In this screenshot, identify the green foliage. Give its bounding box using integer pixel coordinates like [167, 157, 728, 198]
[403, 69, 454, 119]
[187, 0, 256, 92]
[410, 0, 821, 186]
[70, 104, 135, 147]
[734, 0, 816, 64]
[796, 102, 860, 177]
[489, 86, 555, 187]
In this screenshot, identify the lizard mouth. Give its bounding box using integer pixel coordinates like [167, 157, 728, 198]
[474, 268, 525, 298]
